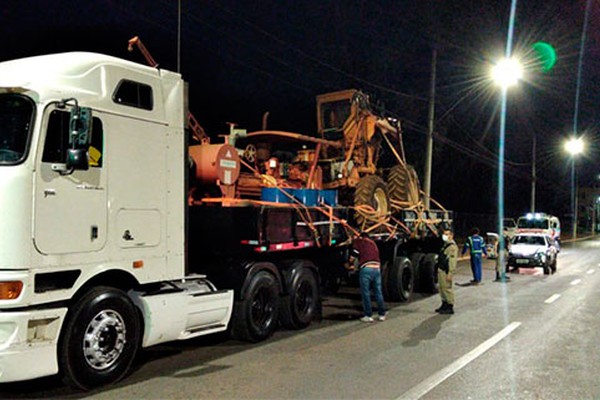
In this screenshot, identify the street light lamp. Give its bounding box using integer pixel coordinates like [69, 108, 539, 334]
[491, 57, 524, 88]
[565, 137, 584, 239]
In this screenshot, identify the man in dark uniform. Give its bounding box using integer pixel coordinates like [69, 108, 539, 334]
[348, 232, 387, 322]
[436, 229, 458, 314]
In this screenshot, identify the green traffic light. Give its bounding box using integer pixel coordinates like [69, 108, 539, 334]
[532, 42, 557, 72]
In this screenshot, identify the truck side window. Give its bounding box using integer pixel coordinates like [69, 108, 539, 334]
[42, 110, 104, 167]
[112, 79, 153, 110]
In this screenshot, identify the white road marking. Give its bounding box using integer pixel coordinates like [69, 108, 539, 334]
[544, 294, 561, 304]
[396, 322, 522, 400]
[587, 269, 595, 275]
[571, 279, 582, 286]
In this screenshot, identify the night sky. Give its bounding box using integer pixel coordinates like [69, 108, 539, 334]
[3, 0, 599, 219]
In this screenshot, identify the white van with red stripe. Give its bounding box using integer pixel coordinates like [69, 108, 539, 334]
[516, 213, 561, 243]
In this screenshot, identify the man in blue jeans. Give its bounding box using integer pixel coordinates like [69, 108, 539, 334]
[348, 232, 387, 322]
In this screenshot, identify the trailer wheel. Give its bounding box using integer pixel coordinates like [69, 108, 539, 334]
[387, 164, 421, 209]
[58, 286, 141, 390]
[385, 256, 414, 302]
[280, 268, 319, 329]
[417, 253, 439, 294]
[231, 271, 280, 342]
[354, 175, 389, 228]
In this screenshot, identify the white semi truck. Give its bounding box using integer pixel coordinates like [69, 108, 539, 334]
[0, 52, 449, 390]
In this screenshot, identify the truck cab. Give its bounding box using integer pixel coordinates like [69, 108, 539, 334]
[0, 53, 232, 389]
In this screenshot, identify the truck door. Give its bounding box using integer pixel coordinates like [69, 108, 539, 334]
[34, 107, 107, 254]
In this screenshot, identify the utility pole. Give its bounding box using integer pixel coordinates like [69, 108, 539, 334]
[530, 132, 536, 213]
[424, 48, 437, 209]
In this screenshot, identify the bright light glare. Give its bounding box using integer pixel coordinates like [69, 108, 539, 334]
[564, 137, 584, 155]
[491, 58, 523, 88]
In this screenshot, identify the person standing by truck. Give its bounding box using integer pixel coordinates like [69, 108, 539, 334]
[436, 229, 458, 314]
[462, 227, 487, 284]
[348, 232, 387, 322]
[494, 235, 511, 281]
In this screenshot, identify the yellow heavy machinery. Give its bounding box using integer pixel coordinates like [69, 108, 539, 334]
[234, 89, 423, 229]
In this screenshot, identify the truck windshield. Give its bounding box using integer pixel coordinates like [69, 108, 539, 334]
[517, 218, 549, 230]
[0, 94, 34, 165]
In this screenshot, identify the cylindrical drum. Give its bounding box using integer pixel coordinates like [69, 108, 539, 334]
[189, 144, 240, 186]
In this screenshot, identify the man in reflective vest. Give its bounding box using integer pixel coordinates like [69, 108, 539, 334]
[462, 227, 487, 284]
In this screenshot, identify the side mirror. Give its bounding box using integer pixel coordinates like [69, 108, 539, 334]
[62, 101, 93, 171]
[66, 148, 89, 170]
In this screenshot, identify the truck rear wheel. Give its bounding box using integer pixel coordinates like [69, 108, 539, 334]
[280, 267, 319, 330]
[416, 253, 439, 293]
[354, 175, 389, 228]
[385, 256, 414, 302]
[59, 286, 141, 390]
[231, 271, 280, 342]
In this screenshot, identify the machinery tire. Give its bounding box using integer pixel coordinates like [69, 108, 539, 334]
[231, 271, 280, 342]
[59, 286, 141, 390]
[417, 253, 439, 294]
[353, 175, 389, 228]
[387, 164, 421, 208]
[280, 268, 320, 330]
[385, 256, 414, 302]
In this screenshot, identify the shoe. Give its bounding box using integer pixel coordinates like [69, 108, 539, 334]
[439, 305, 454, 314]
[378, 314, 386, 321]
[435, 302, 447, 313]
[360, 316, 374, 323]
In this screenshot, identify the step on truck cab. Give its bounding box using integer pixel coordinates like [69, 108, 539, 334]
[0, 52, 234, 389]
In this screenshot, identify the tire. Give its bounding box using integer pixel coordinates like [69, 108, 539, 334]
[417, 253, 439, 294]
[59, 286, 141, 390]
[543, 262, 550, 275]
[387, 164, 421, 209]
[385, 256, 414, 302]
[280, 268, 320, 330]
[231, 271, 280, 342]
[322, 274, 342, 295]
[354, 175, 389, 228]
[409, 252, 425, 278]
[551, 258, 557, 274]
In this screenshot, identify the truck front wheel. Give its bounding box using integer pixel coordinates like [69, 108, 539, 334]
[231, 271, 280, 342]
[59, 286, 141, 390]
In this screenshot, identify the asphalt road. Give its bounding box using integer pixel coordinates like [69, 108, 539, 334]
[2, 238, 600, 399]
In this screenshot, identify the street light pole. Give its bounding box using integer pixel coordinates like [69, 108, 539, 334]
[531, 132, 536, 213]
[424, 48, 437, 210]
[491, 54, 522, 282]
[565, 137, 584, 239]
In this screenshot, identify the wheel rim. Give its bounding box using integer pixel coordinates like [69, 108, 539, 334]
[251, 287, 274, 329]
[373, 187, 388, 214]
[295, 280, 314, 316]
[83, 309, 127, 371]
